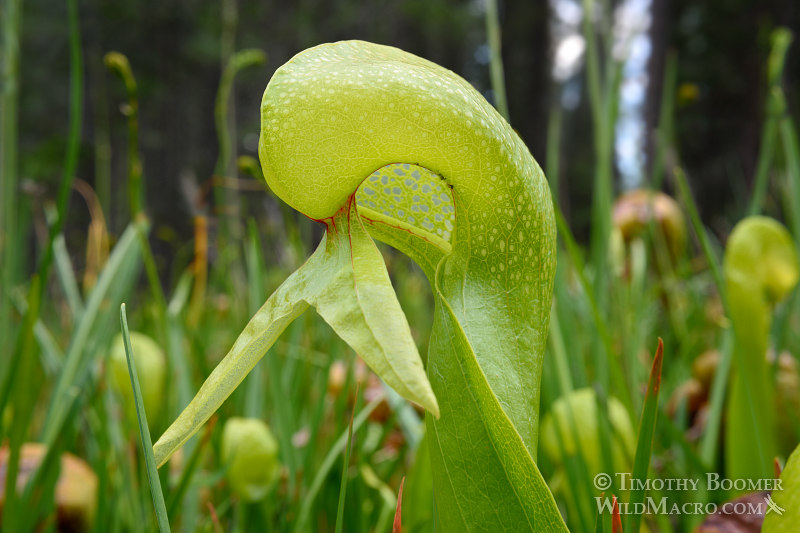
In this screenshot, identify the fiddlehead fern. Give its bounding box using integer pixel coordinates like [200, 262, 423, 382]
[155, 41, 564, 530]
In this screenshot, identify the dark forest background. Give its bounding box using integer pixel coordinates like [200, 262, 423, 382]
[11, 0, 800, 280]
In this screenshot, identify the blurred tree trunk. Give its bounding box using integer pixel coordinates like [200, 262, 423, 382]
[501, 0, 550, 162]
[645, 0, 670, 187]
[667, 0, 799, 229]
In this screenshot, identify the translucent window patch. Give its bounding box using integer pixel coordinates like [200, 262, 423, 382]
[356, 163, 455, 243]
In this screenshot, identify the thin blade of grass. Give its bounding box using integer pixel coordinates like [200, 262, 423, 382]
[484, 0, 509, 121]
[267, 323, 301, 492]
[90, 385, 145, 530]
[243, 219, 266, 418]
[660, 408, 711, 475]
[2, 0, 83, 448]
[383, 384, 424, 450]
[699, 331, 733, 466]
[594, 494, 605, 533]
[554, 400, 597, 533]
[166, 270, 196, 410]
[781, 117, 800, 241]
[650, 52, 677, 190]
[0, 275, 42, 532]
[611, 495, 622, 533]
[41, 220, 145, 444]
[19, 415, 67, 533]
[53, 233, 84, 319]
[359, 464, 398, 532]
[11, 0, 84, 386]
[541, 366, 594, 533]
[624, 338, 664, 533]
[335, 381, 360, 533]
[294, 391, 386, 533]
[165, 417, 216, 518]
[748, 26, 791, 214]
[393, 477, 406, 533]
[301, 351, 337, 486]
[748, 119, 779, 215]
[0, 0, 23, 373]
[120, 303, 171, 533]
[594, 389, 621, 501]
[10, 291, 63, 374]
[554, 205, 631, 410]
[548, 306, 574, 395]
[546, 100, 562, 199]
[674, 167, 729, 312]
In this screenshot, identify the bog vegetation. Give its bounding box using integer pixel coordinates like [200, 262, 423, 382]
[2, 1, 800, 532]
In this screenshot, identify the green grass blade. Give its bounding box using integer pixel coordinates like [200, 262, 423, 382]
[243, 219, 267, 418]
[120, 303, 171, 533]
[42, 220, 145, 443]
[53, 232, 85, 319]
[2, 0, 81, 412]
[699, 331, 734, 467]
[650, 52, 677, 190]
[612, 496, 622, 533]
[546, 99, 562, 198]
[294, 392, 386, 533]
[334, 383, 359, 533]
[554, 205, 630, 409]
[10, 290, 63, 374]
[624, 338, 664, 533]
[0, 275, 42, 531]
[750, 27, 794, 216]
[18, 409, 69, 532]
[393, 477, 405, 533]
[484, 0, 509, 121]
[581, 0, 602, 130]
[165, 419, 215, 518]
[267, 328, 301, 490]
[0, 0, 23, 367]
[382, 384, 424, 449]
[748, 117, 779, 215]
[166, 270, 196, 409]
[546, 385, 596, 532]
[781, 117, 800, 241]
[594, 507, 605, 533]
[674, 167, 729, 312]
[4, 0, 83, 448]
